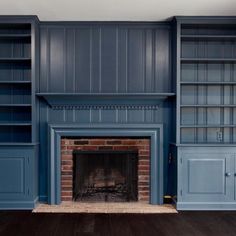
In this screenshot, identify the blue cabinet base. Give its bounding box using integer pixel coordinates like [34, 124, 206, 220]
[0, 145, 38, 210]
[0, 197, 38, 210]
[177, 202, 236, 211]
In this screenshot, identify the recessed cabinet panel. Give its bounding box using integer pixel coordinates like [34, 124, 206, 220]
[188, 159, 225, 194]
[0, 147, 37, 202]
[179, 152, 234, 202]
[0, 157, 24, 193]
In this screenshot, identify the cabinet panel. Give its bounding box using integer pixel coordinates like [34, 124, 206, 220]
[0, 157, 24, 193]
[0, 146, 37, 204]
[188, 159, 225, 193]
[179, 152, 234, 202]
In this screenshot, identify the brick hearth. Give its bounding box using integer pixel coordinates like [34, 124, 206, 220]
[61, 138, 150, 202]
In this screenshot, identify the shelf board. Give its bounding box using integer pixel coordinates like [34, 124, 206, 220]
[36, 92, 176, 107]
[0, 142, 39, 146]
[175, 143, 236, 147]
[180, 104, 236, 107]
[0, 34, 31, 38]
[0, 104, 31, 107]
[0, 81, 31, 84]
[180, 125, 236, 128]
[0, 122, 31, 126]
[181, 35, 236, 39]
[180, 81, 236, 85]
[0, 58, 31, 62]
[181, 58, 236, 62]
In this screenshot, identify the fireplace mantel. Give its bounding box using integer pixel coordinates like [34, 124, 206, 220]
[48, 123, 163, 205]
[36, 93, 175, 110]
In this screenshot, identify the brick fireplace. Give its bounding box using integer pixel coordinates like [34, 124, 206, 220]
[61, 138, 150, 202]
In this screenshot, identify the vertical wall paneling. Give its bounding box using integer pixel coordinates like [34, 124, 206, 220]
[65, 29, 75, 92]
[75, 29, 91, 92]
[127, 29, 144, 92]
[49, 28, 65, 92]
[38, 22, 173, 200]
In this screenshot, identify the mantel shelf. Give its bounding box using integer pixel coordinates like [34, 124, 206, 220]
[36, 93, 175, 110]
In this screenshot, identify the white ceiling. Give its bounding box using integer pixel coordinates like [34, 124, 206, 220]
[0, 0, 235, 21]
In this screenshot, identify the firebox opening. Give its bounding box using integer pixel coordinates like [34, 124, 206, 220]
[73, 150, 138, 202]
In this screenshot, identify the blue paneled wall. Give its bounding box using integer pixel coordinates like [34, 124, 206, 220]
[38, 22, 173, 201]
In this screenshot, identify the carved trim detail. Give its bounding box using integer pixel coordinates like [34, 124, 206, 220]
[51, 104, 159, 110]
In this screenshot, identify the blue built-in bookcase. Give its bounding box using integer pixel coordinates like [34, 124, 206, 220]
[174, 17, 236, 210]
[0, 16, 39, 209]
[0, 15, 236, 210]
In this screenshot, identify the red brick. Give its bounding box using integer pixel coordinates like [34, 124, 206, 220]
[139, 150, 150, 155]
[74, 140, 89, 145]
[61, 197, 73, 201]
[138, 170, 150, 175]
[62, 186, 72, 191]
[138, 140, 150, 145]
[61, 165, 73, 171]
[61, 191, 73, 196]
[138, 166, 150, 171]
[137, 145, 150, 150]
[122, 140, 139, 145]
[61, 145, 67, 151]
[73, 146, 83, 150]
[106, 140, 122, 145]
[89, 140, 106, 145]
[61, 171, 73, 175]
[139, 160, 150, 165]
[138, 175, 150, 181]
[82, 146, 98, 151]
[138, 191, 149, 196]
[61, 176, 73, 180]
[138, 186, 149, 191]
[61, 154, 73, 160]
[139, 196, 149, 201]
[61, 150, 73, 155]
[61, 160, 73, 165]
[113, 146, 129, 150]
[98, 146, 113, 150]
[139, 155, 149, 160]
[61, 180, 73, 185]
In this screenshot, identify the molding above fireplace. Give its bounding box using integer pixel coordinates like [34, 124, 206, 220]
[48, 123, 164, 205]
[37, 93, 175, 110]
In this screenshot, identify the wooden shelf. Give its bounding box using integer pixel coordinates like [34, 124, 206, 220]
[180, 81, 236, 85]
[0, 34, 31, 38]
[0, 58, 31, 62]
[0, 104, 31, 107]
[0, 81, 31, 84]
[180, 125, 236, 128]
[0, 122, 31, 126]
[180, 104, 236, 107]
[0, 142, 38, 146]
[175, 143, 236, 147]
[181, 58, 236, 62]
[181, 35, 236, 39]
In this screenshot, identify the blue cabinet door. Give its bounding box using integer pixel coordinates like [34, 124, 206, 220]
[179, 153, 234, 203]
[0, 146, 38, 209]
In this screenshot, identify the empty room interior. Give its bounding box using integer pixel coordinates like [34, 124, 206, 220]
[0, 0, 236, 235]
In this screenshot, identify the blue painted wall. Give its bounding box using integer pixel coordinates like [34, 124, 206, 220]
[38, 22, 174, 201]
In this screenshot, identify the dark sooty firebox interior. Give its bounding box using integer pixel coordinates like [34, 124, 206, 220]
[73, 150, 138, 202]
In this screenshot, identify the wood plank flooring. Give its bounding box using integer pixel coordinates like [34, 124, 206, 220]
[0, 211, 236, 236]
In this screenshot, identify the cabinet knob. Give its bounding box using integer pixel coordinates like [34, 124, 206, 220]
[225, 172, 231, 177]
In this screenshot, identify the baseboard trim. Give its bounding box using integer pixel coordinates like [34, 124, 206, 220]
[177, 202, 236, 211]
[0, 197, 38, 210]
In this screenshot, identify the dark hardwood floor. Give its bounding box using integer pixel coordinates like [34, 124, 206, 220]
[0, 211, 236, 236]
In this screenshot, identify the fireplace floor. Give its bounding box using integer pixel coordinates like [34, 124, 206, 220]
[33, 202, 177, 214]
